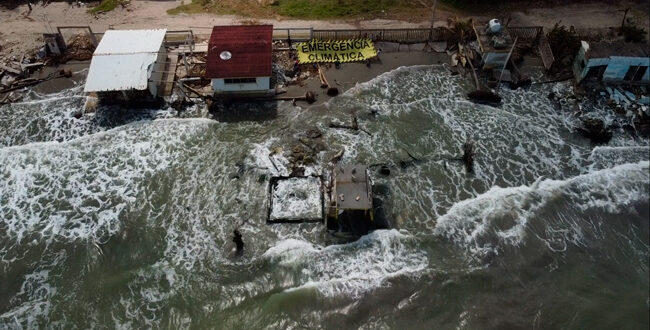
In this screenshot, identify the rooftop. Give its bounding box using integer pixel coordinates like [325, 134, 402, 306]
[334, 165, 372, 210]
[206, 25, 273, 79]
[586, 40, 650, 59]
[84, 29, 167, 93]
[94, 29, 167, 55]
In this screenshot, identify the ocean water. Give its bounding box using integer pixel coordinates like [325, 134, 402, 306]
[0, 66, 648, 329]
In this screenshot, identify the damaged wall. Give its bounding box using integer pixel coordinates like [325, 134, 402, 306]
[573, 41, 650, 84]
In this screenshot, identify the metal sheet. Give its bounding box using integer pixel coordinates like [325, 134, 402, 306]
[84, 53, 157, 92]
[334, 165, 372, 210]
[94, 29, 167, 55]
[85, 29, 166, 93]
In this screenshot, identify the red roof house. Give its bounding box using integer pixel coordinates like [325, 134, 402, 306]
[206, 25, 273, 80]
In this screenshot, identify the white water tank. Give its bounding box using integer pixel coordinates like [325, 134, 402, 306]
[488, 19, 502, 34]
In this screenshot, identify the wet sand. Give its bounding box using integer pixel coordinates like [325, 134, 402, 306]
[19, 48, 448, 106]
[285, 50, 449, 106]
[30, 62, 89, 94]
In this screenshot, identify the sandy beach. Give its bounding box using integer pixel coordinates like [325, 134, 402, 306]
[1, 0, 648, 60]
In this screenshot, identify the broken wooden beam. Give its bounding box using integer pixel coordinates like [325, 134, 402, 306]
[0, 64, 21, 75]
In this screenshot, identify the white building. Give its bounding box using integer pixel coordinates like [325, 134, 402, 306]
[206, 25, 273, 96]
[84, 29, 167, 101]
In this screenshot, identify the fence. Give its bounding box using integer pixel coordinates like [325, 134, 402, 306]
[507, 26, 543, 42]
[312, 28, 448, 43]
[184, 26, 448, 44]
[164, 30, 194, 47]
[537, 33, 555, 70]
[273, 28, 313, 41]
[501, 26, 555, 70]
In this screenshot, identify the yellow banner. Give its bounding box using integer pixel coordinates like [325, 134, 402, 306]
[296, 39, 377, 64]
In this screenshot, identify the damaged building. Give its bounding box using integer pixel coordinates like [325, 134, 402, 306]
[84, 29, 167, 102]
[573, 40, 649, 85]
[473, 19, 515, 70]
[326, 164, 376, 236]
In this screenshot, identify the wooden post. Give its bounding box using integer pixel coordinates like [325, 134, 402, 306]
[497, 36, 518, 90]
[429, 0, 438, 30]
[621, 8, 630, 28]
[428, 0, 438, 41]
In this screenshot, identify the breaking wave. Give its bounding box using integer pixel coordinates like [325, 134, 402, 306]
[434, 161, 649, 259]
[0, 119, 215, 264]
[262, 229, 427, 298]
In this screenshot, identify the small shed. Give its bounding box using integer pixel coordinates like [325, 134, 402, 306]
[206, 25, 273, 96]
[573, 40, 650, 84]
[84, 29, 167, 100]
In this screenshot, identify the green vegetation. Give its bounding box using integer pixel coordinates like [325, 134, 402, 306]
[547, 23, 580, 72]
[276, 0, 397, 19]
[88, 0, 129, 14]
[621, 19, 647, 43]
[167, 0, 406, 19]
[547, 23, 580, 59]
[166, 0, 240, 16]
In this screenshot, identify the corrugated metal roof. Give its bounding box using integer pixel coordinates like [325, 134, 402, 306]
[94, 29, 167, 55]
[84, 29, 166, 93]
[206, 25, 272, 79]
[84, 53, 158, 92]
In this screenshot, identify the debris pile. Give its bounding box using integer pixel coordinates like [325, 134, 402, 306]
[289, 128, 326, 170]
[601, 86, 650, 137]
[187, 53, 207, 77]
[58, 34, 96, 63]
[1, 45, 53, 103]
[446, 17, 476, 45]
[577, 117, 613, 144]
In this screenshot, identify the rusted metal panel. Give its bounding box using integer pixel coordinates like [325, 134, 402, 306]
[206, 25, 273, 79]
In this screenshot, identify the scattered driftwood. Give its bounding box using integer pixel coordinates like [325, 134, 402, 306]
[462, 46, 502, 105]
[331, 149, 344, 163]
[496, 37, 518, 90]
[0, 93, 22, 105]
[276, 91, 316, 105]
[507, 59, 531, 89]
[368, 141, 475, 174]
[318, 65, 339, 96]
[21, 62, 43, 72]
[0, 70, 67, 95]
[329, 116, 371, 135]
[267, 155, 280, 172]
[404, 149, 420, 162]
[180, 82, 217, 104]
[0, 64, 21, 75]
